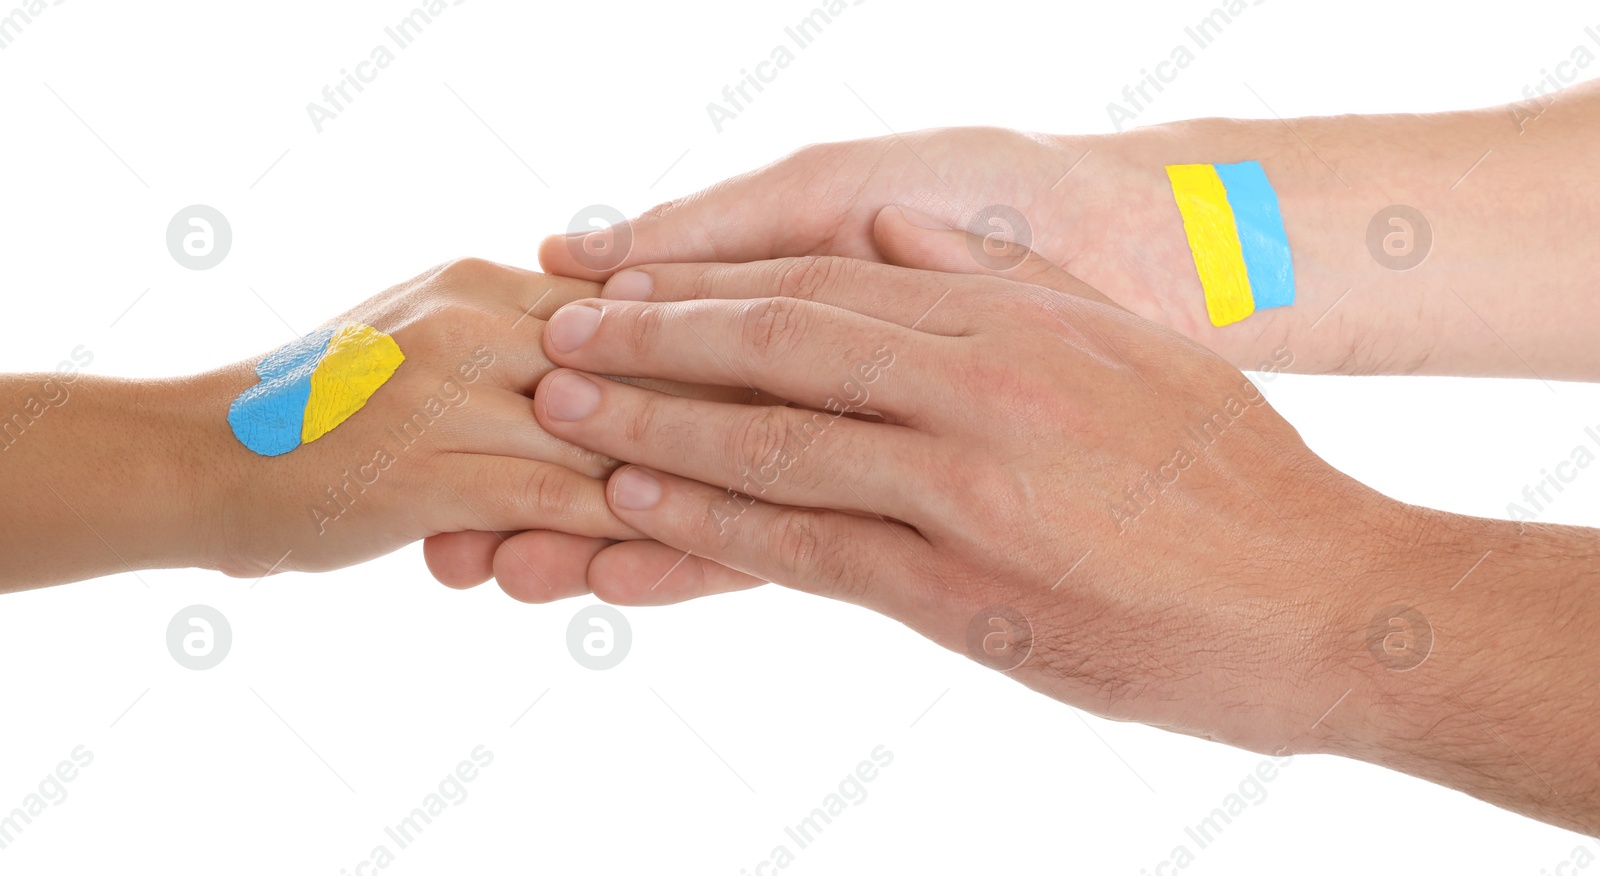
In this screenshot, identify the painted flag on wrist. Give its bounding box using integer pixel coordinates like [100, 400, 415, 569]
[1165, 160, 1295, 327]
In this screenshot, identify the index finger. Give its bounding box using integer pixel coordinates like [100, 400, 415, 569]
[542, 295, 937, 423]
[601, 256, 981, 337]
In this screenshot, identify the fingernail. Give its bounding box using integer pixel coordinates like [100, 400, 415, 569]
[604, 270, 653, 301]
[547, 304, 602, 352]
[612, 467, 662, 510]
[893, 205, 951, 231]
[544, 372, 602, 421]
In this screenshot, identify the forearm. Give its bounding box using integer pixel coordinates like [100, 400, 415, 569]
[0, 374, 218, 591]
[1060, 82, 1600, 379]
[1310, 506, 1600, 834]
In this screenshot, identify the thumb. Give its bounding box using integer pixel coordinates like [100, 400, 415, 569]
[873, 205, 1118, 308]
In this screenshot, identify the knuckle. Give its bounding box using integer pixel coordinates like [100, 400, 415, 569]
[782, 141, 843, 171]
[703, 487, 752, 549]
[728, 406, 793, 482]
[965, 466, 1035, 522]
[773, 255, 846, 302]
[770, 508, 843, 584]
[435, 256, 501, 286]
[622, 390, 665, 447]
[622, 302, 670, 357]
[635, 196, 682, 223]
[950, 347, 1059, 431]
[739, 296, 808, 362]
[407, 260, 459, 290]
[521, 465, 579, 518]
[405, 302, 494, 365]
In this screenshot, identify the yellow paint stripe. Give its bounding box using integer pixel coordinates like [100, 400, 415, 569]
[1166, 164, 1255, 326]
[302, 323, 405, 444]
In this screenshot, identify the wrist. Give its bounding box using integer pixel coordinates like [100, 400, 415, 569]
[1230, 483, 1433, 755]
[0, 373, 233, 587]
[1292, 502, 1600, 830]
[125, 372, 239, 574]
[1275, 495, 1463, 757]
[1052, 118, 1346, 368]
[1296, 504, 1494, 754]
[1047, 113, 1485, 376]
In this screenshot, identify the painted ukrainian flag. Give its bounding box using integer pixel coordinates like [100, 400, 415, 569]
[227, 323, 406, 457]
[1165, 160, 1294, 327]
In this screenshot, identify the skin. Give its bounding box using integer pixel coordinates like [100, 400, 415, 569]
[528, 252, 1600, 836]
[6, 87, 1598, 834]
[431, 83, 1600, 585]
[0, 258, 750, 594]
[532, 82, 1600, 379]
[435, 84, 1600, 592]
[419, 86, 1600, 832]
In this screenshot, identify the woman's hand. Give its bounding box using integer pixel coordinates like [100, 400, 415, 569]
[0, 258, 753, 592]
[199, 258, 626, 580]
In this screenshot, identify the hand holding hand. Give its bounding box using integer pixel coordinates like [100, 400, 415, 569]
[524, 244, 1407, 755]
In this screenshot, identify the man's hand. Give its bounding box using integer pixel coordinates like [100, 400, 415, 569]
[424, 208, 1127, 601]
[528, 253, 1392, 753]
[458, 87, 1600, 608]
[524, 253, 1600, 836]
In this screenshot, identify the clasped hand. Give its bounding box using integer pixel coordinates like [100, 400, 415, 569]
[446, 217, 1398, 757]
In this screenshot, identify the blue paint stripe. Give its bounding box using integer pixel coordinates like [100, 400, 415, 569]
[1214, 161, 1294, 310]
[227, 327, 335, 457]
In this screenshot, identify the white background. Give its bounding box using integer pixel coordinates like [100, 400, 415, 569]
[2, 0, 1598, 872]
